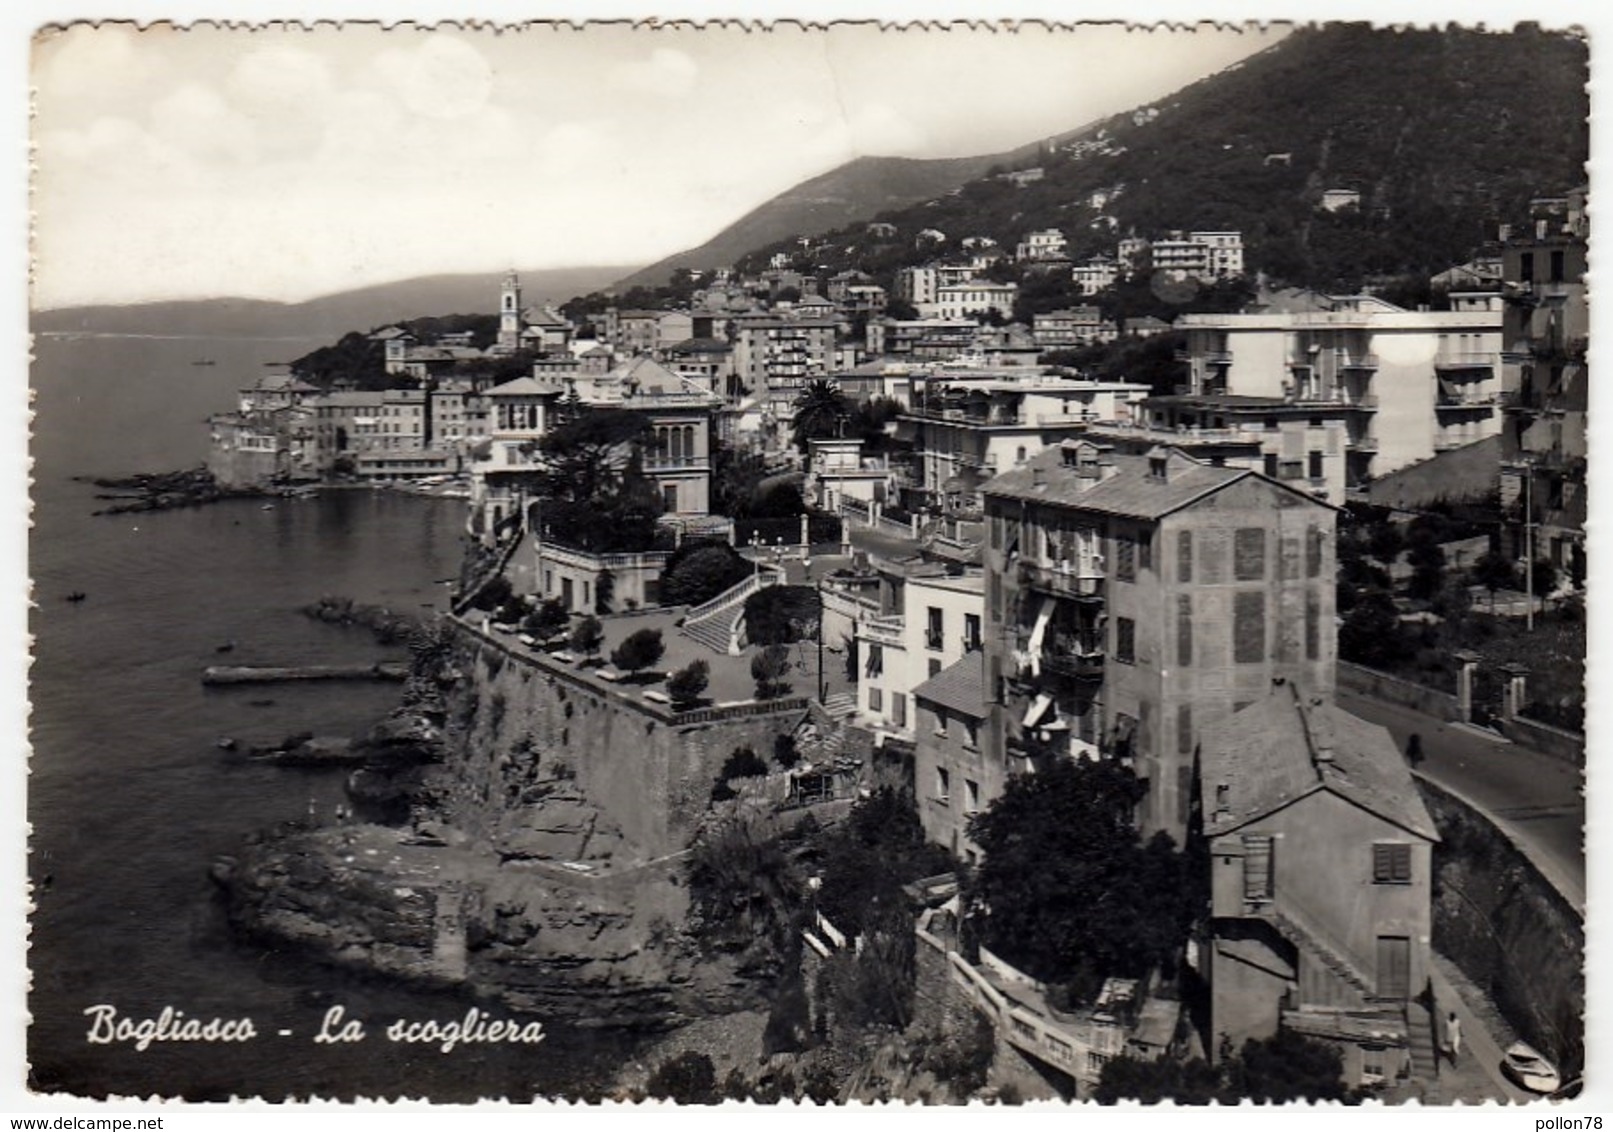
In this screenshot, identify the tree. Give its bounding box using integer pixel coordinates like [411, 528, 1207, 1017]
[646, 1052, 719, 1104]
[1224, 1032, 1350, 1103]
[1095, 1056, 1223, 1105]
[594, 569, 615, 614]
[667, 659, 710, 709]
[751, 643, 792, 699]
[1470, 551, 1518, 612]
[885, 297, 920, 321]
[965, 759, 1201, 986]
[569, 614, 604, 661]
[792, 379, 848, 453]
[744, 585, 821, 647]
[662, 544, 751, 607]
[524, 408, 654, 508]
[1367, 522, 1405, 564]
[1338, 588, 1407, 669]
[522, 597, 570, 641]
[1528, 556, 1558, 598]
[610, 627, 665, 679]
[711, 746, 770, 802]
[1405, 534, 1446, 601]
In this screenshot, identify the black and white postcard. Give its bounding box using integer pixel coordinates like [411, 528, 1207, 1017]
[20, 13, 1594, 1114]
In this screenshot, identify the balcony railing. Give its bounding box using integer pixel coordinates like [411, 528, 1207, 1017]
[1041, 649, 1104, 681]
[1435, 395, 1500, 410]
[1019, 560, 1105, 598]
[1336, 353, 1380, 370]
[1433, 352, 1497, 370]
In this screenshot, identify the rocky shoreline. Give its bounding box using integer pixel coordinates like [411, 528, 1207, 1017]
[83, 466, 275, 515]
[209, 627, 769, 1034]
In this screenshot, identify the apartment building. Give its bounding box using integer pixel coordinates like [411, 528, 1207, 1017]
[1499, 186, 1588, 578]
[974, 441, 1338, 844]
[1176, 293, 1505, 487]
[858, 567, 985, 742]
[1071, 258, 1121, 296]
[934, 280, 1018, 322]
[1016, 228, 1068, 261]
[1033, 306, 1119, 349]
[898, 370, 1150, 512]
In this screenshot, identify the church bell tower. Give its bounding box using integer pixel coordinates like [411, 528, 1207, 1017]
[498, 269, 522, 352]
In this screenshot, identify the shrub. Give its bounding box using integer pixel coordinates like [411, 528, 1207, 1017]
[751, 643, 792, 699]
[711, 746, 770, 802]
[522, 597, 569, 640]
[569, 614, 604, 659]
[646, 1052, 718, 1104]
[667, 659, 710, 709]
[610, 627, 665, 678]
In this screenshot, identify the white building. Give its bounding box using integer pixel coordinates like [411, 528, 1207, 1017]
[858, 568, 985, 740]
[1175, 293, 1505, 486]
[934, 280, 1018, 321]
[1015, 228, 1067, 261]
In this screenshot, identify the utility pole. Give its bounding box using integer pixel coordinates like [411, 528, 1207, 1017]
[1524, 461, 1535, 631]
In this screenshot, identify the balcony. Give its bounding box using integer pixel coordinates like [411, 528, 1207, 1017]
[860, 615, 904, 649]
[1434, 352, 1497, 371]
[1336, 353, 1379, 370]
[1019, 560, 1105, 599]
[1435, 395, 1499, 412]
[1041, 648, 1104, 682]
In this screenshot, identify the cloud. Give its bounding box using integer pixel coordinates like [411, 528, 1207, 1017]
[608, 47, 699, 98]
[370, 36, 494, 122]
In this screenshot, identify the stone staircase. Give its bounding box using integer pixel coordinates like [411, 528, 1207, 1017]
[1407, 1000, 1440, 1082]
[1269, 907, 1373, 997]
[679, 567, 784, 656]
[821, 692, 858, 721]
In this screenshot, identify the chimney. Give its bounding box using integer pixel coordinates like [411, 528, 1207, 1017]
[1305, 694, 1335, 764]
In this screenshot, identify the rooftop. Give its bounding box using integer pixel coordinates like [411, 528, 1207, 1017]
[1198, 682, 1439, 842]
[911, 652, 987, 720]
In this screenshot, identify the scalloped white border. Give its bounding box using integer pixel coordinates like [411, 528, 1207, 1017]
[10, 2, 1607, 1123]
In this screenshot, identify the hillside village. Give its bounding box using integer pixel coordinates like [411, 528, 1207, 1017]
[204, 35, 1587, 1106]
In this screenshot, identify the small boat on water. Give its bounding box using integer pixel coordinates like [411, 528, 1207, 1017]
[64, 591, 86, 603]
[1501, 1041, 1561, 1093]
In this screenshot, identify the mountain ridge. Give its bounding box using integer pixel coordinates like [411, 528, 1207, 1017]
[32, 265, 635, 340]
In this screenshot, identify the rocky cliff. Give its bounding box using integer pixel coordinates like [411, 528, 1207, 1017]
[213, 623, 799, 1030]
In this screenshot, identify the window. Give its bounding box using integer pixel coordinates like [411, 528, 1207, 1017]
[964, 720, 979, 749]
[1243, 834, 1273, 901]
[1263, 453, 1279, 477]
[965, 779, 980, 813]
[1177, 595, 1193, 667]
[1306, 591, 1321, 661]
[1234, 528, 1266, 580]
[935, 767, 951, 804]
[1373, 843, 1412, 884]
[1116, 617, 1136, 664]
[1138, 531, 1153, 572]
[893, 693, 907, 729]
[926, 607, 944, 650]
[933, 709, 949, 737]
[1116, 535, 1136, 582]
[1177, 703, 1194, 756]
[1234, 591, 1266, 663]
[1550, 249, 1565, 284]
[865, 643, 884, 677]
[929, 658, 942, 678]
[1519, 252, 1535, 283]
[964, 613, 982, 652]
[1177, 530, 1193, 583]
[868, 687, 883, 712]
[1308, 450, 1324, 480]
[1362, 1047, 1387, 1085]
[1306, 526, 1324, 579]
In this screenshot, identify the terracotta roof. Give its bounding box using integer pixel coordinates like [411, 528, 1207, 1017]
[1198, 682, 1439, 842]
[911, 653, 987, 720]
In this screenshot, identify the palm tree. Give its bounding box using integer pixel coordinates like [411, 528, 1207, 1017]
[792, 378, 847, 454]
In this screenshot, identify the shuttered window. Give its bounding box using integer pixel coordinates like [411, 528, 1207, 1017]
[1243, 835, 1273, 901]
[1234, 528, 1266, 581]
[1177, 530, 1193, 583]
[1373, 843, 1412, 885]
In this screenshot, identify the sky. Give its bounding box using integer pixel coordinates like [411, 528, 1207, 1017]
[30, 21, 1289, 309]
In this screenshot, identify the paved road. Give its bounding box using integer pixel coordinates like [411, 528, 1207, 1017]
[1336, 689, 1584, 911]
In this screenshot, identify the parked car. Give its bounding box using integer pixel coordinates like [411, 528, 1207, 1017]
[1501, 1042, 1561, 1094]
